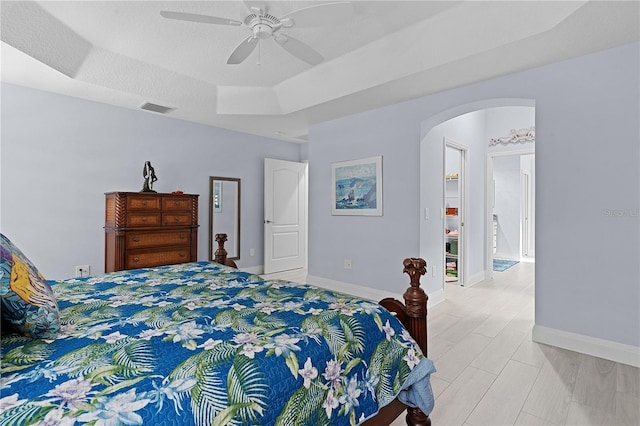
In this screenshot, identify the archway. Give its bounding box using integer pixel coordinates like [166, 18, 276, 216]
[419, 98, 536, 305]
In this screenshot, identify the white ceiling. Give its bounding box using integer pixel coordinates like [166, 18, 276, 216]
[2, 1, 639, 143]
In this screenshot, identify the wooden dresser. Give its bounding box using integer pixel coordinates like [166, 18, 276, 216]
[104, 192, 199, 272]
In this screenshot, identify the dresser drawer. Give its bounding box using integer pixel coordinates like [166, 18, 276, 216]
[162, 213, 192, 226]
[126, 230, 190, 249]
[162, 197, 192, 211]
[126, 213, 162, 227]
[126, 248, 190, 269]
[126, 196, 161, 210]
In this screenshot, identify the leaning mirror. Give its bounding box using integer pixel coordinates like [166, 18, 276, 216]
[209, 177, 240, 261]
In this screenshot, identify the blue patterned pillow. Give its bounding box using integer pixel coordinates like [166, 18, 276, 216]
[0, 233, 60, 339]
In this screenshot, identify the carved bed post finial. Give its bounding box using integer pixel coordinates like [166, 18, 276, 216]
[403, 257, 427, 288]
[402, 257, 428, 356]
[214, 233, 229, 265]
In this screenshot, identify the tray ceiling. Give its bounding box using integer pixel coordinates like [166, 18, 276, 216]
[2, 1, 639, 142]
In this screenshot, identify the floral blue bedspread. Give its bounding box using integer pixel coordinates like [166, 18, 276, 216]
[1, 262, 434, 425]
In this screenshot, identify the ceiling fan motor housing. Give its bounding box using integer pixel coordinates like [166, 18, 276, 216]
[246, 13, 281, 38]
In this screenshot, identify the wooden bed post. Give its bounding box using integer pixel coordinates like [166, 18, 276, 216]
[377, 258, 430, 426]
[214, 233, 237, 268]
[402, 258, 428, 356]
[214, 233, 228, 264]
[401, 258, 430, 426]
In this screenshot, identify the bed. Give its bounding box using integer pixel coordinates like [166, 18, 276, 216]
[1, 233, 434, 426]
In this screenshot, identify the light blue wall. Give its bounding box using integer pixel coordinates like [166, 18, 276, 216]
[0, 83, 300, 279]
[308, 101, 424, 293]
[308, 42, 640, 348]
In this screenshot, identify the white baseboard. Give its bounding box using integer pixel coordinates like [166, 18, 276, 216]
[427, 288, 445, 308]
[462, 271, 485, 288]
[239, 265, 263, 274]
[532, 325, 640, 368]
[307, 274, 445, 311]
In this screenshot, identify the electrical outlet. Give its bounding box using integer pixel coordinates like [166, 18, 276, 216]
[75, 264, 91, 278]
[343, 259, 352, 270]
[250, 248, 255, 257]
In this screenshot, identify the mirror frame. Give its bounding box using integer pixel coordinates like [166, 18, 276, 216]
[209, 176, 241, 261]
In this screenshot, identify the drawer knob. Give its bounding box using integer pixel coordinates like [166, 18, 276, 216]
[142, 217, 148, 222]
[175, 201, 180, 205]
[180, 233, 186, 239]
[133, 257, 140, 262]
[174, 216, 180, 222]
[180, 252, 186, 257]
[133, 237, 140, 242]
[142, 200, 148, 205]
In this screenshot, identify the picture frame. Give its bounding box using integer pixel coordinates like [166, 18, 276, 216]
[331, 156, 382, 216]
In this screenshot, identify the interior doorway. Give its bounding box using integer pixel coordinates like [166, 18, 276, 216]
[487, 150, 536, 279]
[444, 139, 468, 286]
[419, 99, 536, 306]
[521, 155, 535, 258]
[263, 158, 308, 274]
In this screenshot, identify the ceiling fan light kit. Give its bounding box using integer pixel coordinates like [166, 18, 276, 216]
[160, 1, 354, 65]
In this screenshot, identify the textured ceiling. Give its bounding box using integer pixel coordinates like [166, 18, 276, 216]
[2, 1, 639, 142]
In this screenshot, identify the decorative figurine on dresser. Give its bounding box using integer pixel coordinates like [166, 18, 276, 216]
[104, 191, 198, 272]
[141, 161, 158, 192]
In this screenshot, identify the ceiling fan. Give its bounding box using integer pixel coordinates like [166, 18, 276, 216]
[160, 1, 354, 65]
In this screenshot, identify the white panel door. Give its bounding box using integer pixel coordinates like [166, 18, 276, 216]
[264, 158, 307, 274]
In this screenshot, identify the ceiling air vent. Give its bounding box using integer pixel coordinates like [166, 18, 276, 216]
[140, 102, 175, 114]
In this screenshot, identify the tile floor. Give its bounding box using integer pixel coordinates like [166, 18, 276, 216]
[262, 262, 640, 426]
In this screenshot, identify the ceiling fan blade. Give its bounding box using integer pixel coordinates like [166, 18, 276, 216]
[227, 36, 259, 64]
[280, 2, 354, 27]
[160, 11, 242, 26]
[274, 34, 323, 65]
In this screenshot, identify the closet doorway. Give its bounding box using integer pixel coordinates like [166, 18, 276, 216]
[444, 139, 468, 286]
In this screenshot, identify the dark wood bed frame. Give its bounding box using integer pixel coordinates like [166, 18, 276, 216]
[215, 235, 430, 426]
[367, 257, 430, 426]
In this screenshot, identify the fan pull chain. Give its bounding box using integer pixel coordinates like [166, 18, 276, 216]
[257, 37, 261, 66]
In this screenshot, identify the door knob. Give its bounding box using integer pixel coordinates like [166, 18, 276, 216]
[264, 220, 272, 223]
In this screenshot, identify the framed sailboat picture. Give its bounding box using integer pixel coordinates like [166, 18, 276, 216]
[331, 156, 382, 216]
